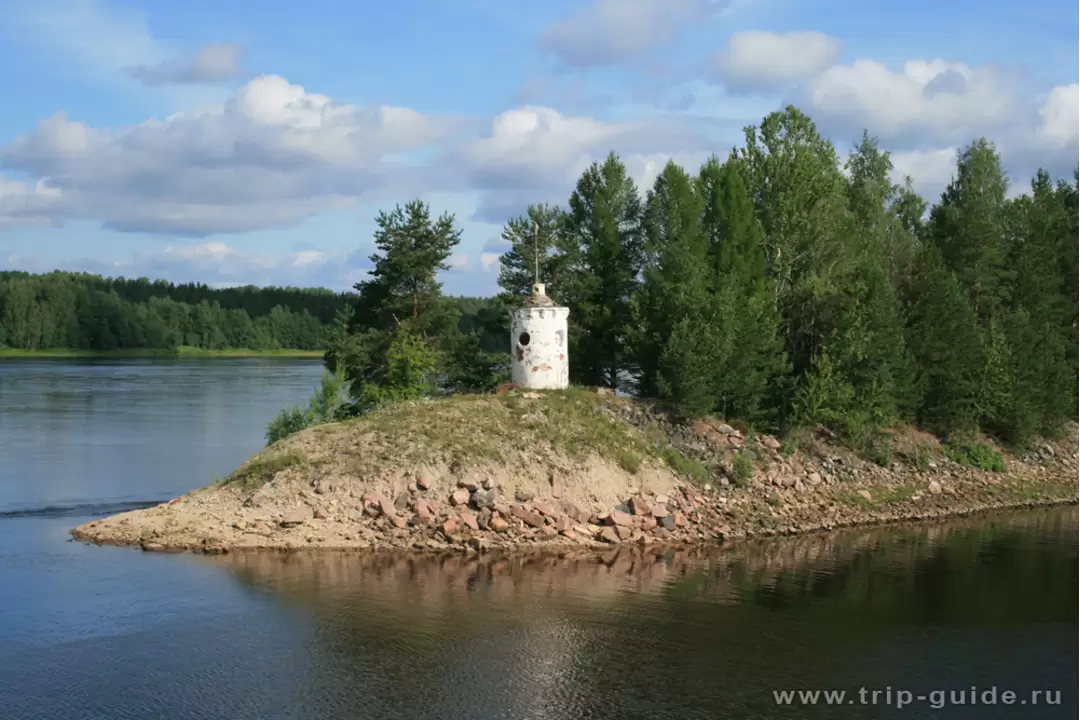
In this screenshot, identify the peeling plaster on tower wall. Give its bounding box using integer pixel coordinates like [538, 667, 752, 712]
[510, 283, 570, 390]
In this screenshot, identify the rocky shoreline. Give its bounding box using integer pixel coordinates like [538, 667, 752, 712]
[70, 392, 1079, 556]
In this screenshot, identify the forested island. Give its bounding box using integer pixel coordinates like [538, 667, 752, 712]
[72, 107, 1078, 556]
[311, 106, 1077, 452]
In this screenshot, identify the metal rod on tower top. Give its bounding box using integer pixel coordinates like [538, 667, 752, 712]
[533, 221, 539, 287]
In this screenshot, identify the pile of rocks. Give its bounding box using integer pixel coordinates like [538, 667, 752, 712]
[71, 397, 1079, 555]
[289, 478, 710, 552]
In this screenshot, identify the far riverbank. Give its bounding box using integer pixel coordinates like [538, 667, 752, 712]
[0, 346, 324, 360]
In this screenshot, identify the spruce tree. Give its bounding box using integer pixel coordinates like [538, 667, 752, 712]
[699, 155, 766, 293]
[560, 152, 644, 389]
[698, 155, 789, 427]
[928, 139, 1014, 322]
[656, 318, 718, 419]
[903, 245, 984, 436]
[998, 170, 1077, 438]
[632, 160, 712, 401]
[839, 136, 919, 427]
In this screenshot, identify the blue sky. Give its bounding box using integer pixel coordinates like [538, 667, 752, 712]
[0, 0, 1076, 296]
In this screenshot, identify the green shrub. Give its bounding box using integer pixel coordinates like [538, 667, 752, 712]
[266, 364, 351, 445]
[913, 445, 931, 472]
[865, 435, 893, 468]
[662, 447, 710, 482]
[944, 442, 1006, 472]
[615, 449, 642, 474]
[230, 452, 306, 489]
[731, 451, 755, 487]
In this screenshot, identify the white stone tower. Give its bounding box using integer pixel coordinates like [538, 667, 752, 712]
[510, 283, 570, 390]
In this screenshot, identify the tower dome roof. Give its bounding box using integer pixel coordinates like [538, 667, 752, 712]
[522, 282, 556, 307]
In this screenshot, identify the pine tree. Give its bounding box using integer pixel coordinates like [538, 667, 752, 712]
[493, 203, 567, 362]
[348, 200, 461, 336]
[497, 203, 566, 301]
[328, 200, 461, 408]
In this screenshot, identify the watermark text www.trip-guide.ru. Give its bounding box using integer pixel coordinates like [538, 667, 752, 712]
[773, 686, 1064, 710]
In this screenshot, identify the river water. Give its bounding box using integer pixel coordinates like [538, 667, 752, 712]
[0, 359, 1076, 719]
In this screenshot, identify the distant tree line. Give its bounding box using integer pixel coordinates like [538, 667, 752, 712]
[0, 270, 506, 354]
[0, 271, 336, 351]
[320, 106, 1077, 452]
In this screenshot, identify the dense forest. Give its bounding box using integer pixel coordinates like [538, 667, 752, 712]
[315, 106, 1077, 452]
[0, 270, 504, 353]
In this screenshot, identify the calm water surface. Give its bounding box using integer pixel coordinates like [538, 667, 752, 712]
[0, 360, 1076, 719]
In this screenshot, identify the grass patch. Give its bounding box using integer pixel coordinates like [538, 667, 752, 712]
[838, 490, 874, 509]
[204, 472, 228, 489]
[644, 422, 668, 447]
[615, 449, 643, 474]
[911, 445, 931, 472]
[985, 481, 1075, 503]
[876, 482, 919, 504]
[944, 442, 1006, 472]
[661, 447, 711, 483]
[292, 389, 728, 482]
[839, 482, 920, 508]
[228, 451, 307, 490]
[353, 388, 653, 471]
[839, 492, 871, 509]
[847, 428, 894, 467]
[779, 427, 814, 457]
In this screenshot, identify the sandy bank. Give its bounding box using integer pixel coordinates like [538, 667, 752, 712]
[70, 390, 1079, 555]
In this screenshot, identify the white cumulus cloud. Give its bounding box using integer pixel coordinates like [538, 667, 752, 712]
[0, 176, 65, 230]
[128, 42, 245, 86]
[803, 59, 1020, 144]
[1036, 83, 1079, 149]
[0, 75, 462, 235]
[714, 31, 843, 90]
[451, 105, 712, 223]
[541, 0, 723, 68]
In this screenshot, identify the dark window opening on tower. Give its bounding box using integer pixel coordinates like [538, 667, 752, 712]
[518, 332, 531, 347]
